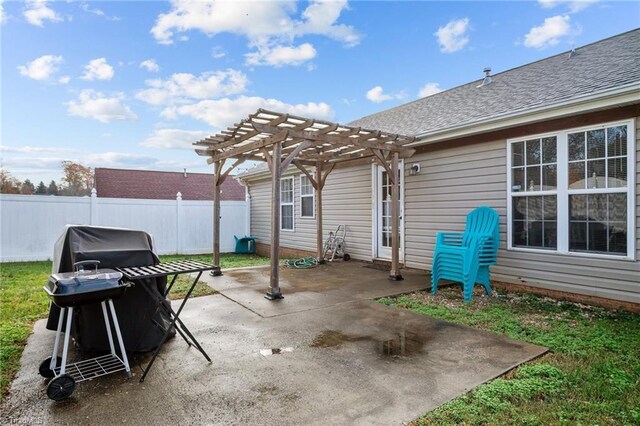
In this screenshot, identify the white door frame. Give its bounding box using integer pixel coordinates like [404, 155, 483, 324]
[371, 161, 405, 262]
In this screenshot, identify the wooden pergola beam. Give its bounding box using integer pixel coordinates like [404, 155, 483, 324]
[209, 130, 289, 163]
[280, 141, 314, 174]
[371, 149, 394, 184]
[292, 161, 317, 190]
[194, 108, 415, 299]
[251, 123, 413, 153]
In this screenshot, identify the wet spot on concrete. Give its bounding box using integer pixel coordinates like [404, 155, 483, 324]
[259, 347, 293, 356]
[227, 271, 260, 284]
[310, 330, 366, 348]
[377, 330, 427, 357]
[310, 329, 429, 357]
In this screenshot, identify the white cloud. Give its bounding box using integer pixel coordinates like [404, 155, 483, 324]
[434, 18, 470, 53]
[245, 43, 317, 67]
[17, 55, 63, 80]
[418, 82, 443, 98]
[141, 128, 210, 150]
[0, 1, 6, 24]
[1, 156, 70, 172]
[136, 69, 248, 105]
[0, 146, 76, 154]
[0, 150, 209, 177]
[295, 0, 361, 47]
[212, 46, 227, 59]
[83, 152, 158, 168]
[66, 90, 137, 123]
[81, 58, 114, 81]
[151, 0, 360, 46]
[80, 2, 120, 20]
[23, 0, 62, 27]
[150, 0, 359, 69]
[365, 86, 405, 103]
[140, 59, 160, 72]
[162, 96, 334, 129]
[538, 0, 598, 13]
[524, 15, 573, 49]
[58, 75, 71, 84]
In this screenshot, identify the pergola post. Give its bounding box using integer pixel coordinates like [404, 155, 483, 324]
[266, 141, 284, 300]
[315, 160, 324, 263]
[389, 152, 403, 280]
[211, 160, 223, 276]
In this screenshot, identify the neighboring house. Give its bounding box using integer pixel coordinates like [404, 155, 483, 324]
[238, 29, 640, 307]
[95, 168, 245, 201]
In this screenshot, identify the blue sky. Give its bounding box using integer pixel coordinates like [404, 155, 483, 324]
[1, 0, 639, 184]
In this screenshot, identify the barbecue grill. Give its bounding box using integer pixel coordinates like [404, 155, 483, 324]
[46, 225, 174, 353]
[40, 260, 132, 401]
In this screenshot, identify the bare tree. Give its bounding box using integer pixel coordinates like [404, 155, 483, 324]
[60, 161, 94, 196]
[0, 169, 21, 194]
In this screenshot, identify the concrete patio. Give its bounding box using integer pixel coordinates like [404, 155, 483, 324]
[1, 262, 547, 425]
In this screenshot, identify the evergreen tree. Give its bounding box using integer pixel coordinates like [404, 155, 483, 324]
[35, 181, 48, 194]
[20, 179, 35, 195]
[47, 180, 59, 195]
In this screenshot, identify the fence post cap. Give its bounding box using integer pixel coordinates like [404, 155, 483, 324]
[91, 188, 97, 197]
[176, 192, 182, 200]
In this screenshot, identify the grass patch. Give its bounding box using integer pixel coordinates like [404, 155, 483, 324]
[378, 288, 640, 425]
[0, 253, 269, 399]
[160, 253, 269, 269]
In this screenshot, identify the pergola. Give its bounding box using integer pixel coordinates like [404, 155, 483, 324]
[194, 109, 415, 300]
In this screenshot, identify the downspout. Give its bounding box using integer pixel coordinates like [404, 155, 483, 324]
[244, 183, 251, 236]
[241, 179, 251, 237]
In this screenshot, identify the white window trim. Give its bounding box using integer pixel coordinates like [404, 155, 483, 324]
[299, 174, 315, 219]
[280, 176, 295, 232]
[506, 118, 636, 261]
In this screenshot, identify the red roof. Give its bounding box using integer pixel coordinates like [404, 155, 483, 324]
[94, 168, 245, 201]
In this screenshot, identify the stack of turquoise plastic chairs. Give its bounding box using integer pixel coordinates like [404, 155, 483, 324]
[431, 206, 500, 302]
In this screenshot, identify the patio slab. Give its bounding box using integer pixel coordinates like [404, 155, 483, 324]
[1, 264, 547, 425]
[206, 261, 430, 317]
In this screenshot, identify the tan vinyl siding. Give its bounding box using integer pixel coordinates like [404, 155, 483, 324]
[245, 117, 639, 304]
[247, 163, 373, 261]
[404, 117, 640, 304]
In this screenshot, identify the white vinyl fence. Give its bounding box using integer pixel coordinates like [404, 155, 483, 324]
[0, 191, 248, 262]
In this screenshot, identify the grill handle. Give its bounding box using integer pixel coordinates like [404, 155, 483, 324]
[74, 260, 100, 275]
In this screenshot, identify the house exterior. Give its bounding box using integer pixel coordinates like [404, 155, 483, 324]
[95, 168, 245, 201]
[237, 29, 640, 308]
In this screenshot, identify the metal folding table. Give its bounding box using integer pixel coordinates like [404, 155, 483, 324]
[116, 260, 219, 382]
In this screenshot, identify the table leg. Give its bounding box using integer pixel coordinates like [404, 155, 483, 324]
[139, 271, 210, 382]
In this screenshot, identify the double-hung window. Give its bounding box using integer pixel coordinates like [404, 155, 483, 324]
[280, 177, 294, 231]
[508, 120, 635, 259]
[300, 175, 315, 218]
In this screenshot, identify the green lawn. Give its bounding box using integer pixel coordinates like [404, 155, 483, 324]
[379, 288, 640, 425]
[0, 253, 269, 399]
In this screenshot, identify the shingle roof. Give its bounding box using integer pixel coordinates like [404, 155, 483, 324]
[95, 168, 245, 201]
[349, 29, 640, 136]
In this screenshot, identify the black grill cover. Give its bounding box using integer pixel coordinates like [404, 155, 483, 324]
[46, 225, 174, 353]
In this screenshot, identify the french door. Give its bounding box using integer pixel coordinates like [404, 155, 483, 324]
[375, 163, 404, 260]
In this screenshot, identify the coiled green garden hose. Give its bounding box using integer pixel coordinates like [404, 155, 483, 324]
[282, 256, 319, 269]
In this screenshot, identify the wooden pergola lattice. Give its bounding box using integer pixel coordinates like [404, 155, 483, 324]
[194, 109, 415, 300]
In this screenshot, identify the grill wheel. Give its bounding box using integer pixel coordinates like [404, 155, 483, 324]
[47, 374, 76, 401]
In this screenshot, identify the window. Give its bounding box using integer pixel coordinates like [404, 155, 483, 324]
[300, 175, 315, 218]
[280, 177, 294, 231]
[507, 120, 635, 258]
[511, 136, 558, 249]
